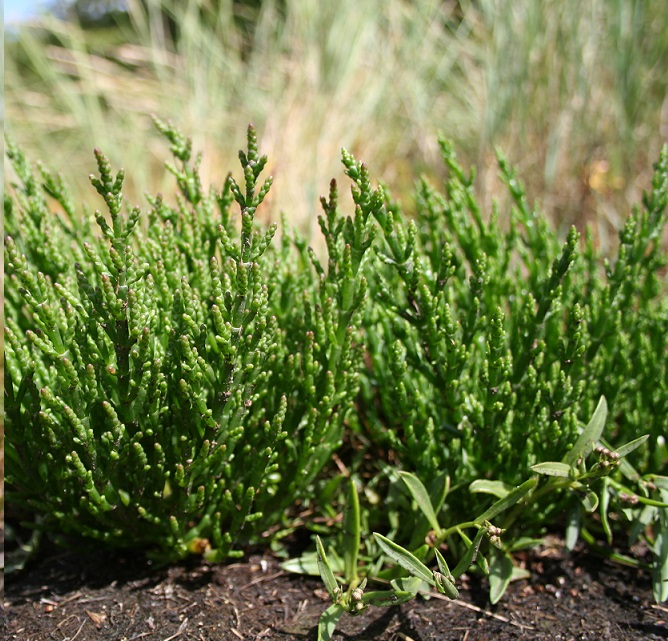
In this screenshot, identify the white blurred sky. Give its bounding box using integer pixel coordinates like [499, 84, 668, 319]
[5, 1, 128, 26]
[5, 0, 49, 25]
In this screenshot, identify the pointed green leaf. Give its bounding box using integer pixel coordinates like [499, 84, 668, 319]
[511, 567, 531, 581]
[281, 549, 347, 576]
[489, 549, 514, 604]
[531, 462, 572, 477]
[318, 603, 345, 641]
[433, 573, 459, 599]
[373, 532, 435, 586]
[280, 553, 321, 576]
[316, 536, 341, 603]
[434, 548, 452, 577]
[614, 435, 649, 458]
[653, 519, 668, 603]
[408, 472, 450, 550]
[343, 479, 360, 584]
[477, 550, 490, 575]
[430, 472, 451, 514]
[452, 527, 487, 578]
[474, 477, 537, 524]
[433, 549, 459, 598]
[469, 479, 513, 499]
[562, 396, 607, 466]
[507, 537, 544, 552]
[565, 504, 580, 551]
[399, 471, 441, 535]
[390, 576, 422, 595]
[581, 490, 599, 513]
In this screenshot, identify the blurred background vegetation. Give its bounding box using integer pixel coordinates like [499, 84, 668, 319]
[5, 0, 668, 243]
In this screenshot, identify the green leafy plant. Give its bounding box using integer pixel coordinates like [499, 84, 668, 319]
[312, 480, 420, 641]
[311, 398, 666, 623]
[300, 138, 667, 610]
[308, 464, 534, 640]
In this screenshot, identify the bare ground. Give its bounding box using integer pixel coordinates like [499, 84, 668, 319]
[3, 534, 667, 641]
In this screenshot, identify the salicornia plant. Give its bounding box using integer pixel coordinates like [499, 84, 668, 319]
[4, 120, 666, 610]
[362, 139, 667, 492]
[4, 119, 369, 561]
[352, 139, 667, 602]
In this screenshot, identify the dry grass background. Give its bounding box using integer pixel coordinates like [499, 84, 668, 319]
[5, 0, 667, 248]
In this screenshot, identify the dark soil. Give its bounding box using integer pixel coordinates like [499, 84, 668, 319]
[3, 536, 667, 641]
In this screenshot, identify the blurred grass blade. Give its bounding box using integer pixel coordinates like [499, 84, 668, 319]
[373, 532, 434, 586]
[654, 486, 668, 602]
[562, 396, 607, 466]
[399, 471, 442, 535]
[474, 477, 537, 524]
[343, 478, 360, 584]
[565, 504, 581, 551]
[653, 517, 668, 602]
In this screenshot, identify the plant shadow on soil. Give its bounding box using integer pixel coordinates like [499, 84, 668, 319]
[3, 530, 668, 641]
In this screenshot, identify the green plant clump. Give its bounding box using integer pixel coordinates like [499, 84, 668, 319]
[5, 121, 668, 622]
[362, 137, 668, 515]
[5, 120, 370, 560]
